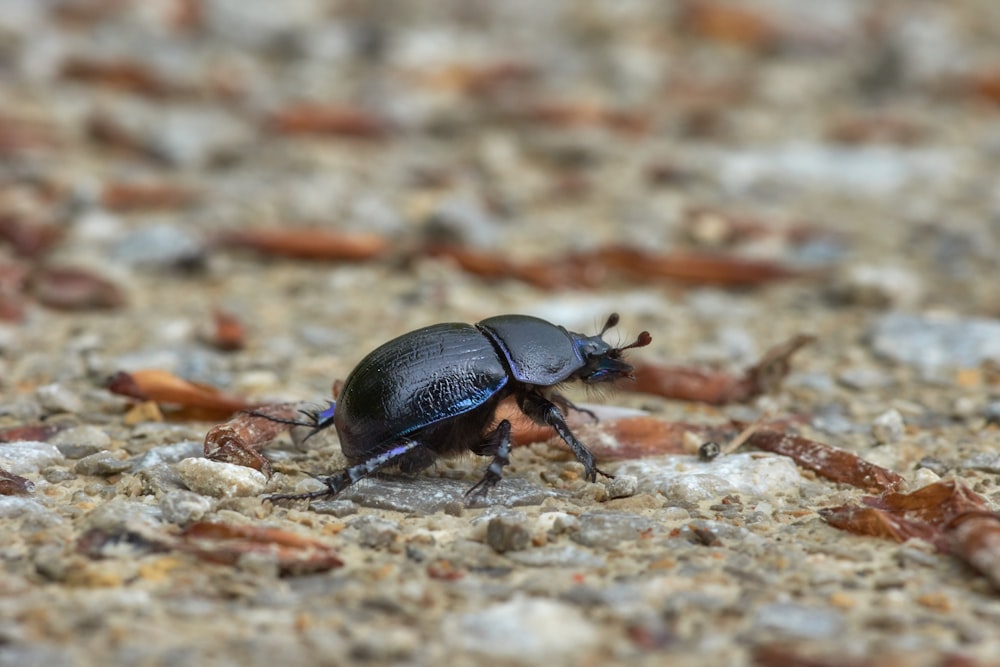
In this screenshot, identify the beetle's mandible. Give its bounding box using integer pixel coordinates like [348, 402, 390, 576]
[270, 313, 651, 504]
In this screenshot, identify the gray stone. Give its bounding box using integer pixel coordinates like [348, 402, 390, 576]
[348, 515, 400, 549]
[113, 224, 205, 269]
[505, 544, 606, 568]
[0, 441, 64, 475]
[958, 453, 1000, 475]
[0, 497, 62, 529]
[871, 408, 905, 444]
[132, 441, 204, 470]
[34, 383, 83, 414]
[869, 312, 1000, 374]
[74, 450, 133, 476]
[833, 264, 923, 308]
[571, 512, 655, 548]
[338, 475, 557, 514]
[486, 513, 532, 553]
[137, 462, 187, 496]
[159, 490, 215, 524]
[51, 425, 112, 458]
[605, 474, 638, 499]
[753, 602, 846, 640]
[444, 596, 599, 661]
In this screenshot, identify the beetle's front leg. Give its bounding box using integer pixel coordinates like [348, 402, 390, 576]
[519, 392, 610, 483]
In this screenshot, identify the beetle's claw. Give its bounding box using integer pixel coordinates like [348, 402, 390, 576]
[463, 476, 499, 506]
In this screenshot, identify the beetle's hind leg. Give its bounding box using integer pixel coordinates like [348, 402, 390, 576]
[267, 438, 424, 504]
[464, 419, 513, 503]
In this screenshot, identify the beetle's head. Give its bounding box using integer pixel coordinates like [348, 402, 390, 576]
[572, 313, 652, 384]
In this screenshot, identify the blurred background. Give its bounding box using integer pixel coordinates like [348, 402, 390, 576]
[1, 0, 999, 396]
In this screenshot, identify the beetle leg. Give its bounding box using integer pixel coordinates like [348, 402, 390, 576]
[464, 419, 513, 503]
[267, 438, 424, 503]
[519, 392, 611, 483]
[550, 392, 598, 423]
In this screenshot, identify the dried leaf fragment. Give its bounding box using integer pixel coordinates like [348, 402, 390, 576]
[203, 404, 303, 477]
[107, 369, 257, 420]
[0, 423, 61, 442]
[178, 522, 343, 574]
[628, 334, 814, 404]
[0, 215, 64, 258]
[820, 481, 1000, 591]
[749, 429, 905, 493]
[208, 308, 246, 351]
[216, 228, 389, 262]
[60, 56, 177, 97]
[266, 104, 389, 139]
[30, 266, 125, 310]
[0, 467, 34, 495]
[101, 182, 198, 212]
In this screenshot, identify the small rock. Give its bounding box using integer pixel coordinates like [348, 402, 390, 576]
[176, 457, 267, 498]
[74, 450, 133, 476]
[958, 453, 1000, 475]
[309, 499, 358, 517]
[445, 596, 599, 661]
[616, 453, 805, 505]
[571, 512, 655, 548]
[911, 467, 940, 488]
[506, 544, 605, 568]
[753, 602, 846, 640]
[113, 224, 205, 270]
[984, 400, 1000, 425]
[34, 383, 83, 414]
[132, 441, 203, 471]
[0, 441, 64, 475]
[349, 515, 400, 549]
[0, 496, 63, 528]
[486, 514, 531, 553]
[869, 312, 1000, 375]
[916, 456, 949, 476]
[339, 475, 556, 514]
[50, 425, 112, 458]
[832, 264, 922, 308]
[837, 367, 894, 390]
[138, 462, 187, 496]
[159, 489, 215, 524]
[872, 408, 905, 444]
[605, 474, 638, 499]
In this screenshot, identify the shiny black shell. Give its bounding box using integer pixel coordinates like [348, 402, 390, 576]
[332, 315, 589, 463]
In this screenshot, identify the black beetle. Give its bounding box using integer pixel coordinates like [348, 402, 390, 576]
[270, 313, 651, 503]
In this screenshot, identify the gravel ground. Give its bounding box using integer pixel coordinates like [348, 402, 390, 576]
[2, 1, 1000, 666]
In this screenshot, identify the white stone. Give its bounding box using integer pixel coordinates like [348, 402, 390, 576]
[872, 408, 905, 444]
[176, 457, 267, 498]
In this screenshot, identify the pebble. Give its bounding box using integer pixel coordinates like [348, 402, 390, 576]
[869, 312, 1000, 374]
[871, 408, 905, 444]
[131, 441, 204, 471]
[837, 367, 894, 390]
[348, 515, 400, 550]
[112, 224, 205, 270]
[34, 383, 83, 414]
[309, 499, 358, 517]
[505, 544, 606, 568]
[0, 441, 64, 475]
[175, 457, 268, 498]
[832, 264, 923, 308]
[486, 513, 532, 553]
[339, 475, 556, 514]
[753, 602, 846, 640]
[74, 450, 133, 476]
[137, 462, 188, 496]
[605, 474, 638, 499]
[51, 425, 113, 459]
[158, 489, 215, 524]
[957, 453, 1000, 475]
[615, 453, 805, 506]
[718, 143, 954, 195]
[444, 596, 599, 661]
[0, 496, 63, 528]
[571, 512, 655, 548]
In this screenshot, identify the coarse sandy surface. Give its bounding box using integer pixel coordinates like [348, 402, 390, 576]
[2, 2, 1000, 666]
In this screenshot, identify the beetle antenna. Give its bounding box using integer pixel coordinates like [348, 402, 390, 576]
[600, 312, 620, 337]
[618, 330, 652, 352]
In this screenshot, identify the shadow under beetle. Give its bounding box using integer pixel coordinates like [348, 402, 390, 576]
[269, 313, 651, 504]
